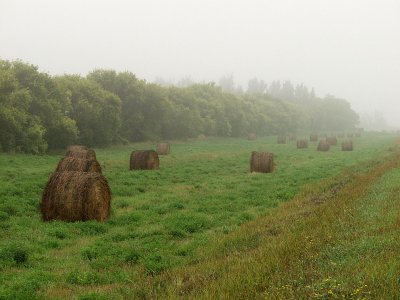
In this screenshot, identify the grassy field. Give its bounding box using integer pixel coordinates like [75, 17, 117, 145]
[0, 133, 398, 299]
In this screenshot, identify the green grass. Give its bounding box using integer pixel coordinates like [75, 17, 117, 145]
[0, 133, 398, 299]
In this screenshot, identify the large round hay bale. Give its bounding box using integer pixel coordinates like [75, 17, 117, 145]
[342, 140, 353, 151]
[326, 136, 337, 145]
[41, 172, 111, 222]
[310, 133, 318, 142]
[317, 140, 330, 151]
[247, 133, 257, 140]
[250, 151, 274, 173]
[156, 143, 170, 155]
[66, 145, 96, 160]
[130, 150, 159, 170]
[296, 139, 308, 149]
[277, 135, 286, 144]
[55, 157, 102, 173]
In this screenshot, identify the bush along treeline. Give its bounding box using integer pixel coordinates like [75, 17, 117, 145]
[0, 59, 359, 153]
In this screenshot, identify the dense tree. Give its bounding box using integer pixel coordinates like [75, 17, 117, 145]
[247, 78, 267, 95]
[55, 75, 121, 147]
[88, 70, 146, 141]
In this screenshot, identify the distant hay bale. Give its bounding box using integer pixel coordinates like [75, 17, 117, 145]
[277, 135, 286, 144]
[197, 134, 207, 140]
[55, 157, 102, 173]
[326, 136, 338, 145]
[250, 151, 274, 173]
[156, 143, 170, 155]
[130, 150, 160, 170]
[296, 139, 309, 149]
[247, 133, 257, 140]
[41, 171, 111, 222]
[66, 145, 96, 160]
[342, 140, 353, 151]
[317, 140, 330, 151]
[310, 133, 318, 142]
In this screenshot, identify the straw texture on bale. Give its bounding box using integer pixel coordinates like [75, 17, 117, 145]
[247, 133, 257, 140]
[317, 140, 330, 151]
[130, 150, 160, 170]
[326, 137, 338, 145]
[277, 135, 286, 144]
[296, 139, 308, 149]
[250, 151, 274, 173]
[55, 157, 102, 173]
[156, 143, 170, 155]
[66, 145, 96, 160]
[342, 140, 353, 151]
[41, 171, 111, 222]
[310, 133, 318, 142]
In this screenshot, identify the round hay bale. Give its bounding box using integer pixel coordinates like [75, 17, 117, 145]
[342, 140, 353, 151]
[156, 143, 170, 155]
[277, 135, 286, 144]
[250, 151, 274, 173]
[66, 145, 96, 160]
[197, 134, 207, 140]
[41, 171, 111, 222]
[317, 140, 330, 151]
[326, 136, 338, 145]
[310, 133, 318, 142]
[55, 157, 102, 173]
[247, 133, 257, 140]
[130, 150, 159, 170]
[296, 139, 309, 149]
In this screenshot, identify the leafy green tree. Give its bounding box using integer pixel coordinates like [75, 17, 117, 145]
[247, 78, 267, 95]
[88, 70, 146, 141]
[55, 75, 121, 147]
[0, 61, 48, 153]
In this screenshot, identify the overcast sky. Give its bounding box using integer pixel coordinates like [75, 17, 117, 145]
[1, 0, 399, 126]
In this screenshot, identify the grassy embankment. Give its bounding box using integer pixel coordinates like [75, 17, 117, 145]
[0, 133, 398, 299]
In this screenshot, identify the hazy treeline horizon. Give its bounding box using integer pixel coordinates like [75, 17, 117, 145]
[0, 59, 360, 153]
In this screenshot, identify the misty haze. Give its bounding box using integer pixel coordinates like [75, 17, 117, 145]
[1, 0, 400, 299]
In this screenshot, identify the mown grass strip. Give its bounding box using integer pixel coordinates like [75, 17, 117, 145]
[148, 147, 400, 299]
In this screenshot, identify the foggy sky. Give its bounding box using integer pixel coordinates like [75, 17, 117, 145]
[1, 0, 399, 126]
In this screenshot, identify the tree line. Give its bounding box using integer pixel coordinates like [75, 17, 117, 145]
[0, 59, 359, 153]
